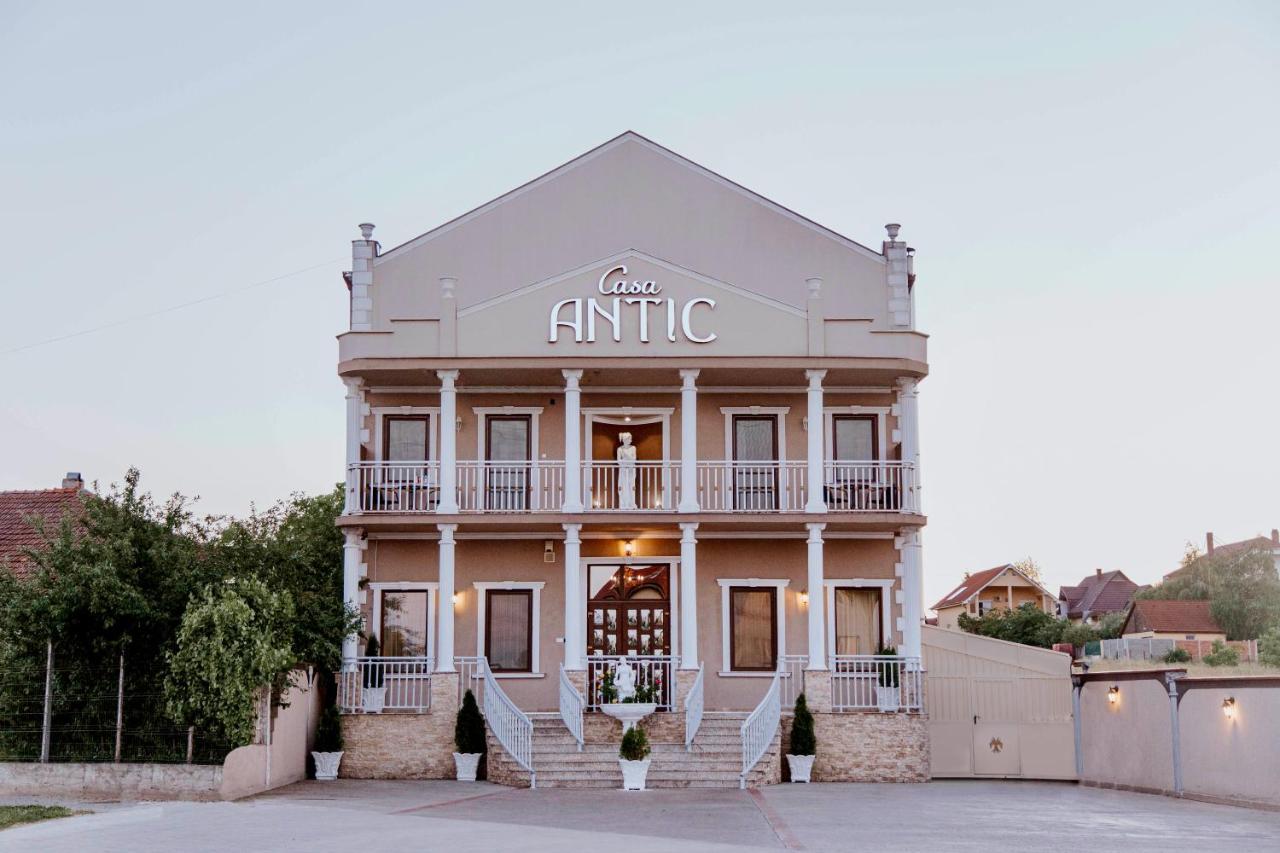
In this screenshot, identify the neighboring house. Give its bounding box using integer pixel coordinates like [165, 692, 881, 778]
[1164, 529, 1280, 583]
[0, 473, 85, 581]
[1057, 569, 1140, 623]
[931, 564, 1057, 631]
[1120, 599, 1225, 641]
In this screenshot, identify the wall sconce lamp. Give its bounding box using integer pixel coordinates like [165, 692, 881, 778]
[451, 591, 461, 608]
[801, 416, 809, 432]
[1222, 697, 1236, 720]
[455, 416, 463, 432]
[1107, 685, 1120, 705]
[798, 589, 809, 609]
[623, 539, 635, 558]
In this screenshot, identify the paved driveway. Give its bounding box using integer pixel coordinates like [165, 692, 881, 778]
[3, 780, 1277, 852]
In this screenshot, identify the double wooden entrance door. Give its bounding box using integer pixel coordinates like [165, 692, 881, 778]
[586, 564, 671, 658]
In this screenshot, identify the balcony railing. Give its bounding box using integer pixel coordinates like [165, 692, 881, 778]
[585, 655, 677, 711]
[337, 656, 434, 713]
[828, 655, 923, 712]
[347, 460, 915, 515]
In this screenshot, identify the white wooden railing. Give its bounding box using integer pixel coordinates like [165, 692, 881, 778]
[684, 664, 705, 751]
[558, 665, 584, 752]
[778, 654, 807, 711]
[823, 461, 915, 512]
[457, 461, 564, 512]
[585, 655, 677, 710]
[829, 655, 923, 712]
[456, 655, 485, 705]
[480, 657, 536, 787]
[584, 461, 678, 511]
[349, 462, 441, 512]
[739, 674, 782, 789]
[695, 461, 807, 512]
[337, 656, 433, 712]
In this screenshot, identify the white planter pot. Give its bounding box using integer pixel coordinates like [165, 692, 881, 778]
[876, 684, 901, 713]
[453, 752, 482, 782]
[312, 751, 343, 781]
[619, 758, 651, 791]
[786, 753, 815, 783]
[362, 686, 386, 714]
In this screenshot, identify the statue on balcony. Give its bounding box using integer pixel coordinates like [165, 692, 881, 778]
[612, 659, 637, 702]
[616, 431, 638, 510]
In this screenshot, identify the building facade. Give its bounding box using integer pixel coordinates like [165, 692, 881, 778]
[334, 133, 929, 786]
[931, 564, 1056, 632]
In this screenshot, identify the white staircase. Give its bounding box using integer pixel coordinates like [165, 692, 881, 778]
[487, 712, 781, 789]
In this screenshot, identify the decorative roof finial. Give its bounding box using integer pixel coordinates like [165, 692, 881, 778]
[885, 223, 901, 241]
[359, 223, 375, 240]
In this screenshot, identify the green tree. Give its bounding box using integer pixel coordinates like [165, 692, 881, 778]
[957, 603, 1068, 648]
[1093, 611, 1127, 640]
[164, 577, 296, 745]
[789, 694, 816, 756]
[1138, 542, 1280, 640]
[1258, 626, 1280, 668]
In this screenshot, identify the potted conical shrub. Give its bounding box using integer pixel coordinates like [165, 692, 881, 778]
[362, 636, 386, 713]
[311, 705, 344, 781]
[876, 644, 901, 713]
[454, 689, 487, 781]
[618, 724, 652, 791]
[786, 693, 816, 783]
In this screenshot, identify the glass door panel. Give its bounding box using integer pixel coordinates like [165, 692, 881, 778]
[486, 416, 530, 510]
[732, 415, 778, 510]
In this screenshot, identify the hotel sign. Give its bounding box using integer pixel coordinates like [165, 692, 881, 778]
[548, 265, 717, 344]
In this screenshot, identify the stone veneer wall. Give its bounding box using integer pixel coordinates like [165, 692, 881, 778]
[340, 673, 459, 780]
[780, 712, 929, 782]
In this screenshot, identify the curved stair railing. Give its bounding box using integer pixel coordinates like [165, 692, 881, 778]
[739, 673, 781, 789]
[684, 663, 705, 751]
[558, 665, 584, 751]
[480, 657, 536, 788]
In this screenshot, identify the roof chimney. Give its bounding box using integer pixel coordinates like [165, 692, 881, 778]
[61, 472, 83, 490]
[1095, 568, 1102, 579]
[1206, 532, 1214, 555]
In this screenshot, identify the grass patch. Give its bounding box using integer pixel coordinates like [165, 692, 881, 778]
[0, 805, 80, 830]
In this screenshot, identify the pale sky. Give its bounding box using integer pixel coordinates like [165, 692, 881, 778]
[2, 3, 1277, 608]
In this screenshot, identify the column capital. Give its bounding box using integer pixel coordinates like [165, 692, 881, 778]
[806, 277, 823, 297]
[436, 523, 458, 543]
[804, 369, 827, 387]
[895, 376, 918, 395]
[343, 529, 363, 548]
[561, 522, 582, 543]
[436, 369, 459, 388]
[678, 368, 700, 387]
[439, 276, 457, 298]
[679, 522, 699, 541]
[562, 368, 584, 388]
[343, 377, 364, 396]
[805, 522, 826, 540]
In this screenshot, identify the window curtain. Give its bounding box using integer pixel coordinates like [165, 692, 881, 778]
[834, 418, 874, 460]
[387, 419, 428, 461]
[731, 588, 775, 670]
[487, 591, 531, 671]
[834, 588, 880, 655]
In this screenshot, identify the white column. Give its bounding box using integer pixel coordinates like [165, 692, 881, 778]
[436, 524, 457, 671]
[679, 523, 699, 669]
[342, 530, 361, 661]
[343, 378, 363, 513]
[900, 530, 923, 659]
[563, 523, 583, 669]
[562, 369, 585, 512]
[804, 369, 827, 513]
[805, 523, 827, 669]
[897, 376, 921, 513]
[436, 370, 459, 513]
[678, 369, 700, 512]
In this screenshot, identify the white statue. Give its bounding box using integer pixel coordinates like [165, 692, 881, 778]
[613, 659, 637, 702]
[616, 431, 638, 510]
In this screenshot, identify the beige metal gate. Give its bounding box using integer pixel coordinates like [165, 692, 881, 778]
[923, 625, 1075, 779]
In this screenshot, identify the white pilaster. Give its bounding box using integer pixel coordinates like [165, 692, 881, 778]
[342, 529, 362, 661]
[900, 530, 923, 659]
[896, 377, 921, 513]
[343, 378, 363, 513]
[678, 369, 700, 512]
[439, 277, 458, 356]
[349, 223, 376, 331]
[436, 370, 459, 514]
[805, 523, 827, 669]
[562, 369, 585, 512]
[804, 370, 827, 513]
[436, 524, 457, 672]
[679, 523, 699, 669]
[563, 523, 584, 670]
[805, 277, 825, 357]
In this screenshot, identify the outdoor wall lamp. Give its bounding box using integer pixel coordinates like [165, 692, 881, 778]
[451, 591, 461, 608]
[1107, 685, 1120, 705]
[455, 416, 463, 432]
[623, 539, 635, 557]
[1222, 697, 1236, 720]
[798, 589, 809, 609]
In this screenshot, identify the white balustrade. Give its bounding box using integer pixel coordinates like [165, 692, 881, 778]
[778, 654, 807, 710]
[455, 655, 485, 706]
[695, 461, 807, 512]
[828, 655, 923, 712]
[480, 657, 536, 787]
[337, 657, 434, 712]
[822, 461, 915, 512]
[684, 664, 705, 751]
[558, 665, 585, 752]
[585, 655, 677, 710]
[348, 462, 440, 512]
[456, 461, 564, 512]
[583, 461, 678, 511]
[740, 674, 781, 788]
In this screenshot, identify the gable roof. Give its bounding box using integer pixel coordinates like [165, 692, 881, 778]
[1058, 570, 1140, 619]
[0, 488, 83, 580]
[376, 131, 885, 264]
[931, 564, 1054, 611]
[1164, 534, 1280, 582]
[1122, 600, 1222, 635]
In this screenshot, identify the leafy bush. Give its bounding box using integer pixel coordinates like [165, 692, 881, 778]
[619, 725, 650, 761]
[1094, 611, 1128, 640]
[957, 603, 1071, 648]
[314, 705, 343, 752]
[877, 645, 900, 687]
[1260, 626, 1280, 668]
[1061, 623, 1100, 648]
[455, 689, 487, 754]
[789, 694, 816, 756]
[1202, 640, 1240, 667]
[1161, 647, 1192, 664]
[362, 636, 384, 689]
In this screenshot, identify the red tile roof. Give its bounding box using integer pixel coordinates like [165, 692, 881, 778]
[1123, 600, 1222, 635]
[0, 488, 83, 580]
[1058, 570, 1140, 619]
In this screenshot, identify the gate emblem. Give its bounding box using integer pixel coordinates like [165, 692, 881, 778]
[988, 737, 1004, 753]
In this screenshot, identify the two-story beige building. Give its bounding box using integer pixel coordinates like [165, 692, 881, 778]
[334, 133, 929, 787]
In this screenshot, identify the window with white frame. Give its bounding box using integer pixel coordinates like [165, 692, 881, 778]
[474, 581, 545, 676]
[369, 582, 437, 660]
[718, 579, 788, 674]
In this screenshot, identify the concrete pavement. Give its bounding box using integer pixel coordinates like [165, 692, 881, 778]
[2, 779, 1277, 852]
